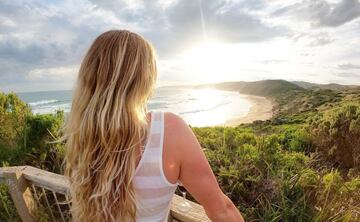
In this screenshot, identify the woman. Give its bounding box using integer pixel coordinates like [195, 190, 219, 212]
[63, 30, 244, 222]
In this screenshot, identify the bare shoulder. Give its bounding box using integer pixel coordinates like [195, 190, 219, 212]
[164, 112, 197, 153]
[163, 111, 201, 157]
[164, 111, 187, 128]
[164, 111, 190, 136]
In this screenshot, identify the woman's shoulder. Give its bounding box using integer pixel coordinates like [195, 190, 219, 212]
[163, 111, 193, 153]
[163, 111, 189, 133]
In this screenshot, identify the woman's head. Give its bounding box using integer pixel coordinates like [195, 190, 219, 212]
[78, 30, 157, 121]
[63, 30, 157, 221]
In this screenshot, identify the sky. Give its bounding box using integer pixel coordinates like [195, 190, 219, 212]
[0, 0, 360, 92]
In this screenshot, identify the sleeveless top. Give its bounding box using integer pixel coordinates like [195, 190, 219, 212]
[133, 110, 180, 222]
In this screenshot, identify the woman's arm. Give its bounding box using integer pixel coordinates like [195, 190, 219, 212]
[167, 112, 244, 222]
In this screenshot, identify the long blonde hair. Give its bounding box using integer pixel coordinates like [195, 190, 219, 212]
[63, 30, 157, 221]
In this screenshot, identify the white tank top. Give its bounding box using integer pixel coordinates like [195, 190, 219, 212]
[133, 110, 180, 222]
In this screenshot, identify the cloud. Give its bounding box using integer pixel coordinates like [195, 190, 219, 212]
[27, 66, 78, 81]
[257, 59, 285, 64]
[306, 32, 334, 47]
[321, 0, 360, 26]
[0, 0, 293, 92]
[292, 32, 334, 47]
[300, 52, 315, 57]
[273, 0, 360, 27]
[89, 0, 289, 56]
[0, 0, 359, 92]
[338, 63, 360, 70]
[0, 0, 137, 91]
[336, 72, 360, 78]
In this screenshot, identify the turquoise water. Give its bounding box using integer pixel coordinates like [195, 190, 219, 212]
[17, 86, 252, 127]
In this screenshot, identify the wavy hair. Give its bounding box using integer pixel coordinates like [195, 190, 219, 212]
[62, 30, 157, 221]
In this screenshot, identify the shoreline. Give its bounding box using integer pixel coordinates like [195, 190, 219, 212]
[221, 94, 274, 127]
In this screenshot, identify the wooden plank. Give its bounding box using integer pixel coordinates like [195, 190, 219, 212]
[0, 166, 69, 194]
[170, 194, 210, 222]
[4, 168, 35, 222]
[0, 166, 20, 183]
[21, 166, 70, 195]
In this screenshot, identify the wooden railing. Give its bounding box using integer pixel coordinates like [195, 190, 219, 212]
[0, 166, 210, 222]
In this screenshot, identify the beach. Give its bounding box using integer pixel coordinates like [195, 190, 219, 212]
[223, 95, 273, 126]
[17, 88, 273, 127]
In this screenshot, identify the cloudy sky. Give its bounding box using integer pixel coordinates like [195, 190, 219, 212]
[0, 0, 360, 92]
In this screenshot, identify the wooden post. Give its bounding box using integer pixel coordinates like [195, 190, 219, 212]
[4, 169, 35, 222]
[167, 211, 174, 222]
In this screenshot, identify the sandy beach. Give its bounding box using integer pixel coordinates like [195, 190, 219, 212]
[222, 95, 274, 126]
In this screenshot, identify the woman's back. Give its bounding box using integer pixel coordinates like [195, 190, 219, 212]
[134, 110, 245, 222]
[133, 110, 179, 221]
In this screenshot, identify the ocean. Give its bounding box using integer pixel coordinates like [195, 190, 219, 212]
[17, 86, 252, 127]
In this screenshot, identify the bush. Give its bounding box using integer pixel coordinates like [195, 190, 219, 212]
[313, 171, 360, 221]
[282, 128, 313, 153]
[309, 104, 360, 171]
[0, 93, 66, 222]
[192, 122, 360, 221]
[0, 92, 32, 165]
[0, 92, 65, 173]
[0, 184, 21, 222]
[24, 111, 65, 173]
[199, 128, 315, 221]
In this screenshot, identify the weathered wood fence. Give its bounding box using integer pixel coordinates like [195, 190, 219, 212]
[0, 166, 210, 222]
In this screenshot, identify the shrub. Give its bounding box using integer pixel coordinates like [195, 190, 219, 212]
[283, 128, 313, 153]
[313, 171, 360, 221]
[309, 104, 360, 171]
[0, 92, 32, 165]
[0, 184, 21, 222]
[24, 111, 65, 173]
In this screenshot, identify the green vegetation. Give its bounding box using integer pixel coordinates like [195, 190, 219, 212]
[197, 79, 305, 96]
[193, 80, 360, 221]
[292, 81, 359, 91]
[1, 80, 360, 221]
[193, 110, 360, 221]
[0, 92, 65, 171]
[0, 92, 65, 222]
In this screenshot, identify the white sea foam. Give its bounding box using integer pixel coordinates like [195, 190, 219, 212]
[31, 103, 71, 114]
[29, 99, 58, 106]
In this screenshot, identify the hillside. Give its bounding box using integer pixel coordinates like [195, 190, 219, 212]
[292, 81, 359, 91]
[194, 80, 360, 117]
[195, 79, 304, 96]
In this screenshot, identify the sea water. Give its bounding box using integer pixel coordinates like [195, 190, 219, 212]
[17, 86, 252, 127]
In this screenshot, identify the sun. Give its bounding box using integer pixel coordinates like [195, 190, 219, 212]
[180, 41, 242, 83]
[176, 39, 298, 85]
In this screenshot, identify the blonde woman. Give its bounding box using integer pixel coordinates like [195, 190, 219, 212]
[63, 30, 244, 222]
